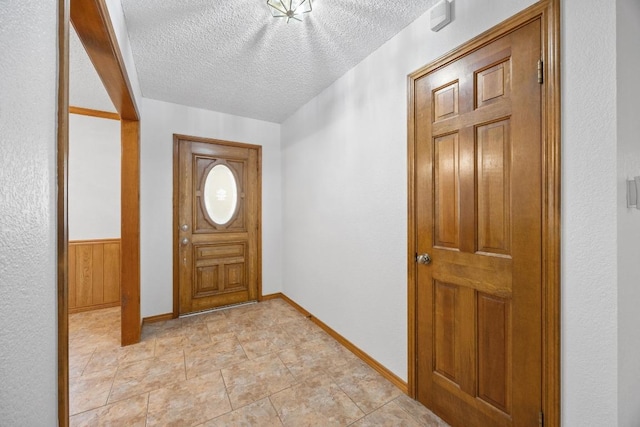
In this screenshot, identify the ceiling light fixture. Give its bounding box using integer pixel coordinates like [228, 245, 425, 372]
[267, 0, 312, 23]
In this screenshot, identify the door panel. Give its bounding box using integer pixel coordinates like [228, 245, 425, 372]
[176, 136, 261, 314]
[434, 133, 460, 249]
[414, 20, 542, 427]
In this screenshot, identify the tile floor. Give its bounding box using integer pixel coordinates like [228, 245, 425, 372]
[69, 298, 449, 426]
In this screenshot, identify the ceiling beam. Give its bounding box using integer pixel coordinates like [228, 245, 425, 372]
[71, 0, 138, 121]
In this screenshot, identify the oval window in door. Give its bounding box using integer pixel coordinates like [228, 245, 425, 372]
[203, 164, 238, 225]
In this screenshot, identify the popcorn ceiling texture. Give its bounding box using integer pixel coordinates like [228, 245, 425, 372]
[120, 0, 439, 123]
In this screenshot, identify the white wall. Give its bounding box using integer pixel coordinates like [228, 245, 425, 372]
[617, 0, 640, 425]
[282, 0, 624, 425]
[281, 0, 538, 386]
[140, 98, 282, 318]
[562, 0, 619, 424]
[69, 114, 121, 240]
[0, 2, 58, 424]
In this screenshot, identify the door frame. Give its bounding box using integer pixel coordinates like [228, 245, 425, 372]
[57, 0, 141, 424]
[406, 1, 561, 425]
[172, 134, 263, 318]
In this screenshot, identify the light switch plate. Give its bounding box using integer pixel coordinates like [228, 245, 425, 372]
[627, 178, 640, 209]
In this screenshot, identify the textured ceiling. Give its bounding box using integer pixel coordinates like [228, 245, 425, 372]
[69, 25, 117, 113]
[120, 0, 438, 123]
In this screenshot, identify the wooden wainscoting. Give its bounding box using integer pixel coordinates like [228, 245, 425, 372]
[69, 239, 121, 313]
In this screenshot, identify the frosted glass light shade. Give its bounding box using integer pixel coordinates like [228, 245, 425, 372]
[267, 0, 312, 23]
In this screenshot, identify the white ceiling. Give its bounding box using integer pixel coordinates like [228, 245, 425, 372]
[119, 0, 439, 123]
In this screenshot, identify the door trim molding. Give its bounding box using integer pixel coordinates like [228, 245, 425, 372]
[172, 134, 263, 318]
[57, 1, 70, 425]
[69, 106, 120, 121]
[406, 1, 560, 425]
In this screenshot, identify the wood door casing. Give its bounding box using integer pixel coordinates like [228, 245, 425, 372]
[412, 19, 542, 427]
[174, 135, 261, 315]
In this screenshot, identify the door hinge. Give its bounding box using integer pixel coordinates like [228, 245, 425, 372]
[537, 59, 544, 84]
[539, 411, 544, 427]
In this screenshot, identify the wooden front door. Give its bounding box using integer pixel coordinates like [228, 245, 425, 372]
[174, 135, 261, 315]
[412, 19, 542, 426]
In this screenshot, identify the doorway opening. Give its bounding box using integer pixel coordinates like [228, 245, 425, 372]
[67, 107, 121, 314]
[58, 0, 141, 425]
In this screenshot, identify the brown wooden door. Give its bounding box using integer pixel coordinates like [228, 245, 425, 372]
[413, 20, 542, 426]
[175, 135, 261, 315]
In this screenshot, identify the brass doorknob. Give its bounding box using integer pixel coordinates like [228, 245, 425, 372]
[416, 253, 432, 265]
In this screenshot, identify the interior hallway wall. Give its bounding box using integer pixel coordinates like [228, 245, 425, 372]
[69, 114, 121, 240]
[561, 0, 619, 424]
[616, 0, 640, 425]
[281, 0, 538, 390]
[139, 98, 282, 318]
[0, 2, 58, 424]
[282, 0, 622, 425]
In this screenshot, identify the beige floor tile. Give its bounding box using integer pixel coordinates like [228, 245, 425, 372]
[184, 338, 247, 379]
[221, 302, 261, 319]
[69, 308, 119, 332]
[392, 394, 450, 426]
[236, 327, 294, 359]
[349, 400, 423, 427]
[209, 331, 237, 344]
[200, 398, 283, 427]
[261, 299, 298, 314]
[205, 316, 236, 335]
[183, 323, 214, 346]
[83, 339, 156, 375]
[69, 333, 120, 355]
[269, 309, 305, 326]
[155, 335, 191, 356]
[318, 334, 362, 363]
[69, 368, 117, 415]
[221, 354, 296, 409]
[69, 393, 148, 427]
[228, 314, 278, 334]
[142, 318, 184, 340]
[146, 371, 231, 427]
[156, 324, 211, 356]
[279, 317, 326, 346]
[270, 374, 364, 427]
[193, 309, 227, 323]
[179, 313, 208, 327]
[69, 351, 94, 379]
[278, 338, 354, 381]
[108, 351, 186, 403]
[326, 360, 403, 414]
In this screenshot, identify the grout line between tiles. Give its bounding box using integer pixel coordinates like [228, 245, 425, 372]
[144, 392, 150, 427]
[267, 395, 285, 427]
[78, 348, 96, 377]
[102, 363, 118, 409]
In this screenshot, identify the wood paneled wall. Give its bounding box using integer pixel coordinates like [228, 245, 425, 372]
[69, 239, 120, 313]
